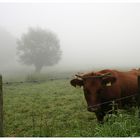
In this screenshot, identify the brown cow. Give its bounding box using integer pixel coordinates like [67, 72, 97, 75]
[70, 69, 140, 123]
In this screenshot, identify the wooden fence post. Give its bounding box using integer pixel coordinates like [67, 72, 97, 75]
[138, 75, 140, 94]
[0, 75, 3, 137]
[138, 75, 140, 99]
[138, 75, 140, 118]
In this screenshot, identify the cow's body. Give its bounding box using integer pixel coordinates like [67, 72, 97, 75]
[70, 69, 140, 122]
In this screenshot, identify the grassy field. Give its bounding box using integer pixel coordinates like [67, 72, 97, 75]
[3, 76, 140, 137]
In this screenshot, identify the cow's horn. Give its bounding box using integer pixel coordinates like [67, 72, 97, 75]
[75, 74, 82, 78]
[100, 72, 111, 77]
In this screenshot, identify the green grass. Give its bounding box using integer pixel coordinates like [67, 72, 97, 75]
[94, 111, 140, 137]
[3, 79, 97, 137]
[3, 79, 140, 137]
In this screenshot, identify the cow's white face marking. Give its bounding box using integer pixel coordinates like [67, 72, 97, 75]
[106, 82, 112, 87]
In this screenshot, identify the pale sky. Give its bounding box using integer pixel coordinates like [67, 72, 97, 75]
[0, 2, 140, 71]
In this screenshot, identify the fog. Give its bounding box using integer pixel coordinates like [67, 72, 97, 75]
[0, 2, 140, 75]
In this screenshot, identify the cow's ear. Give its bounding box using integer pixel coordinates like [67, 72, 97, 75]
[101, 76, 116, 87]
[70, 79, 83, 87]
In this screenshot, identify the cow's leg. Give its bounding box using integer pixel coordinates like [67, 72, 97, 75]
[95, 111, 105, 124]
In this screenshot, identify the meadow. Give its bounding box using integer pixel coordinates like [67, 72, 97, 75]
[3, 73, 140, 137]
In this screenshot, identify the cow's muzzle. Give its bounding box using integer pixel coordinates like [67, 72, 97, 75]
[87, 106, 99, 112]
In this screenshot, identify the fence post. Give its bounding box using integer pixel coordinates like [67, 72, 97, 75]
[138, 75, 140, 118]
[0, 75, 3, 137]
[138, 75, 140, 94]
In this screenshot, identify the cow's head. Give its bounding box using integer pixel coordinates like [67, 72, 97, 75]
[70, 72, 117, 113]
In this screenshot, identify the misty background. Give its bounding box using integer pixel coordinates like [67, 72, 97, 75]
[0, 2, 140, 77]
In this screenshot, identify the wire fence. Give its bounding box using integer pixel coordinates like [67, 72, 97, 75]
[3, 77, 71, 85]
[4, 110, 51, 136]
[1, 77, 71, 137]
[88, 93, 139, 109]
[1, 75, 140, 136]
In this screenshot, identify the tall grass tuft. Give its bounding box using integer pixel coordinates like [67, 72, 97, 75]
[94, 108, 140, 137]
